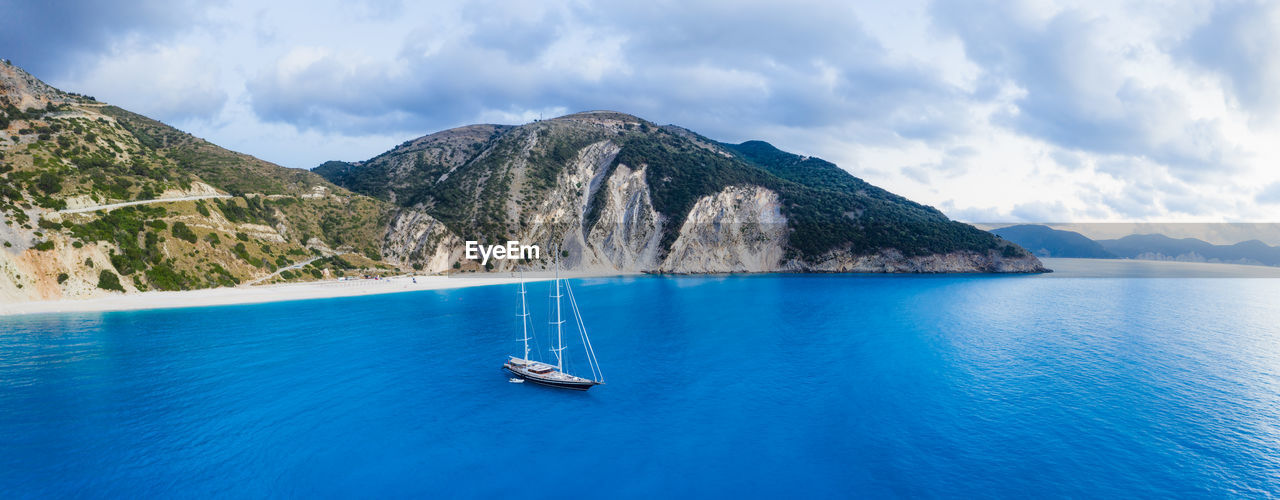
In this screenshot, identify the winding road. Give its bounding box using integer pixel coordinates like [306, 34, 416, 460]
[56, 193, 232, 215]
[244, 257, 321, 286]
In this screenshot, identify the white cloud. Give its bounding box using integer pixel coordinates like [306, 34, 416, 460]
[1258, 183, 1280, 205]
[8, 0, 1280, 221]
[1180, 1, 1280, 124]
[61, 42, 227, 123]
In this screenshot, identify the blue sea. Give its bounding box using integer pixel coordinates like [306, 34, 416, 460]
[3, 267, 1279, 497]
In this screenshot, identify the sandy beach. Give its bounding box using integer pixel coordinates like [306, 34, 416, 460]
[0, 272, 630, 317]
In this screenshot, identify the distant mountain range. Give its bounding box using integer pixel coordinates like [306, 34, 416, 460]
[991, 224, 1280, 267]
[991, 225, 1115, 259]
[1097, 233, 1280, 266]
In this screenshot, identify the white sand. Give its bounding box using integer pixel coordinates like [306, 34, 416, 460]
[0, 272, 630, 317]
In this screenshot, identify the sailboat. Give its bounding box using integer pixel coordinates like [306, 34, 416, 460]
[503, 254, 603, 391]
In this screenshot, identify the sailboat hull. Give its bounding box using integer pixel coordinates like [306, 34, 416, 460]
[503, 363, 600, 391]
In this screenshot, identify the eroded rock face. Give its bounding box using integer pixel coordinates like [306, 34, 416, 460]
[527, 140, 622, 271]
[382, 209, 464, 273]
[659, 186, 788, 273]
[583, 164, 664, 271]
[0, 237, 122, 303]
[0, 62, 71, 109]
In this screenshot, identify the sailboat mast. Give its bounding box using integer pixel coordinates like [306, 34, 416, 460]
[554, 247, 564, 371]
[519, 272, 530, 361]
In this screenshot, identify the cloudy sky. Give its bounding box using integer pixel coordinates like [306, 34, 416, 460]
[4, 0, 1279, 223]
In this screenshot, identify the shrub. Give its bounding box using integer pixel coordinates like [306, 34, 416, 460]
[110, 253, 139, 275]
[217, 199, 251, 223]
[57, 273, 69, 284]
[32, 195, 66, 210]
[97, 270, 124, 292]
[144, 262, 189, 291]
[232, 242, 251, 261]
[33, 240, 54, 251]
[207, 263, 237, 287]
[35, 172, 61, 194]
[171, 221, 197, 243]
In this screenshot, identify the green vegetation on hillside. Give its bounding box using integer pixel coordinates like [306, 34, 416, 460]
[100, 106, 327, 196]
[0, 63, 405, 295]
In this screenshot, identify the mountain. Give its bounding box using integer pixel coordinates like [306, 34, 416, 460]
[0, 61, 397, 302]
[315, 111, 1045, 273]
[989, 225, 1280, 267]
[990, 224, 1116, 258]
[1098, 234, 1280, 266]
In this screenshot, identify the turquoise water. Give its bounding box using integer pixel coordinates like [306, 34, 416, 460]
[2, 273, 1279, 497]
